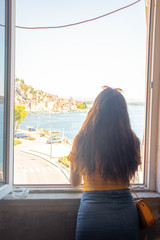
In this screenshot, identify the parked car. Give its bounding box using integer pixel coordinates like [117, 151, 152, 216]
[14, 132, 29, 139]
[28, 127, 36, 132]
[40, 133, 45, 137]
[46, 136, 62, 144]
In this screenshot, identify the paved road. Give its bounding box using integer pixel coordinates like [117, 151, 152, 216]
[14, 149, 69, 185]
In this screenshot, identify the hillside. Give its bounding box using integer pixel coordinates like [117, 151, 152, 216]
[15, 78, 87, 112]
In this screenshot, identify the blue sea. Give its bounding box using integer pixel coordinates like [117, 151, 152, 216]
[19, 105, 145, 142]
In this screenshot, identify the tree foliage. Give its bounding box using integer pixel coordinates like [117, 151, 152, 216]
[77, 103, 87, 109]
[20, 82, 29, 91]
[30, 89, 35, 94]
[14, 105, 27, 129]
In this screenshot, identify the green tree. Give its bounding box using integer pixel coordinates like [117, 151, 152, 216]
[14, 105, 27, 130]
[20, 82, 29, 91]
[20, 79, 24, 84]
[77, 103, 87, 109]
[30, 89, 34, 94]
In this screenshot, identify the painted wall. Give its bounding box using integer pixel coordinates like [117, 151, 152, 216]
[0, 197, 160, 240]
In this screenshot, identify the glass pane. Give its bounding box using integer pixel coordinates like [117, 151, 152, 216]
[0, 0, 5, 185]
[14, 0, 146, 185]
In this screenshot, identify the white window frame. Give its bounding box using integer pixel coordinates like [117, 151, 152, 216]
[144, 0, 160, 191]
[1, 0, 160, 198]
[0, 0, 15, 199]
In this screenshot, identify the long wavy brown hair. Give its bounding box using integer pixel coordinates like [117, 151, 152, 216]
[71, 88, 141, 184]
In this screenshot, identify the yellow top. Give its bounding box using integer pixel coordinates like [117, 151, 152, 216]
[68, 152, 129, 191]
[82, 168, 129, 191]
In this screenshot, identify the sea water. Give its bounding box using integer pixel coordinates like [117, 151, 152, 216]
[19, 105, 145, 142]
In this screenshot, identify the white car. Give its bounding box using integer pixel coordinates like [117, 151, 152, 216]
[46, 136, 62, 144]
[14, 132, 29, 139]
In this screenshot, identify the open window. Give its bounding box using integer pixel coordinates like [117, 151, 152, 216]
[14, 0, 147, 186]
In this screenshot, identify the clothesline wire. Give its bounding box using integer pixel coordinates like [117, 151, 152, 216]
[0, 0, 142, 30]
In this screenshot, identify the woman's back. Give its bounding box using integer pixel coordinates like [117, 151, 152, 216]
[69, 87, 141, 240]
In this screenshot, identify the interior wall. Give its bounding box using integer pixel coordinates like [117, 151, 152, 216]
[0, 197, 160, 240]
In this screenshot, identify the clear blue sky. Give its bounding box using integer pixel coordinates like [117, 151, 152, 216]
[15, 0, 146, 101]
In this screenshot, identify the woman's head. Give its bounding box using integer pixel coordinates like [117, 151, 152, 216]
[72, 88, 141, 183]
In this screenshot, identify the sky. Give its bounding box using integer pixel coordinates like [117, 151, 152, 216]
[15, 0, 147, 102]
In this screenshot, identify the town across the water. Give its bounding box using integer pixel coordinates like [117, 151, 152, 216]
[15, 78, 91, 113]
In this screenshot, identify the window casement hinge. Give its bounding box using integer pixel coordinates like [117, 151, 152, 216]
[150, 81, 153, 89]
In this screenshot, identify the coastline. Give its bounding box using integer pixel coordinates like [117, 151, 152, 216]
[24, 108, 90, 114]
[18, 102, 145, 114]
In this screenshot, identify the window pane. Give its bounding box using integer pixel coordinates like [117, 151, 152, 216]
[14, 0, 146, 185]
[0, 0, 5, 185]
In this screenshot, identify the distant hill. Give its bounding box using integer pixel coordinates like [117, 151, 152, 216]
[127, 102, 145, 106]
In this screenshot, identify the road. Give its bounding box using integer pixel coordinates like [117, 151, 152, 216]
[14, 141, 70, 185]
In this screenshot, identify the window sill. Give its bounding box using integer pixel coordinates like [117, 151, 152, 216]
[2, 189, 160, 200]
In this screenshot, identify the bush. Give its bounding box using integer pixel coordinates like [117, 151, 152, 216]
[77, 103, 87, 109]
[43, 129, 49, 135]
[14, 140, 22, 145]
[58, 156, 69, 168]
[26, 136, 36, 140]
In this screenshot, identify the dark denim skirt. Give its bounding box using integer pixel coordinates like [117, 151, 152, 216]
[76, 189, 140, 240]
